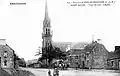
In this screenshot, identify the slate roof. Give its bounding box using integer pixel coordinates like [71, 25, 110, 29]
[84, 42, 109, 53]
[52, 42, 90, 52]
[69, 49, 85, 55]
[71, 42, 90, 49]
[0, 44, 14, 53]
[52, 42, 72, 52]
[108, 48, 120, 60]
[107, 52, 119, 60]
[69, 42, 109, 56]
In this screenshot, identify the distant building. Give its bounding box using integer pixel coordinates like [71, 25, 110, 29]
[27, 59, 43, 68]
[107, 46, 120, 70]
[0, 39, 14, 69]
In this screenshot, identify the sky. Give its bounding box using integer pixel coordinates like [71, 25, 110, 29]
[0, 0, 120, 61]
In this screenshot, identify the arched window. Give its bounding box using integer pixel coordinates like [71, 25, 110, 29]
[48, 29, 50, 34]
[46, 29, 47, 34]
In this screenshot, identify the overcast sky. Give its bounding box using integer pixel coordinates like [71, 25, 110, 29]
[0, 0, 120, 61]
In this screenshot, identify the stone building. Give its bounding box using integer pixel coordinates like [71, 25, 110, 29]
[107, 46, 120, 70]
[41, 1, 53, 66]
[0, 39, 14, 69]
[40, 1, 109, 69]
[67, 41, 109, 69]
[42, 1, 52, 48]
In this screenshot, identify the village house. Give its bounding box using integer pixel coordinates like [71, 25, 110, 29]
[67, 40, 109, 69]
[0, 39, 15, 69]
[107, 46, 120, 70]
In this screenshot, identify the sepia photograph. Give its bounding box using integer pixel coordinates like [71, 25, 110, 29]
[0, 0, 120, 76]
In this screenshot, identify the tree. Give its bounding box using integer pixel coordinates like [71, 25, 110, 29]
[37, 44, 67, 67]
[35, 46, 42, 56]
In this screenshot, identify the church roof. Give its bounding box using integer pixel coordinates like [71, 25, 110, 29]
[52, 42, 72, 52]
[71, 42, 90, 49]
[69, 49, 85, 55]
[52, 42, 90, 52]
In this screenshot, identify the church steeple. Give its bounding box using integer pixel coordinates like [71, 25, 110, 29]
[42, 0, 52, 48]
[43, 0, 51, 28]
[44, 0, 50, 21]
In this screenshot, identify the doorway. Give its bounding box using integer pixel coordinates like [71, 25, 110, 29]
[82, 61, 85, 68]
[118, 60, 120, 69]
[0, 57, 1, 67]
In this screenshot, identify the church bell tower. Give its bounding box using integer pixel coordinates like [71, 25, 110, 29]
[42, 0, 52, 48]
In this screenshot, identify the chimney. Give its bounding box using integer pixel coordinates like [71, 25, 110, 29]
[115, 46, 120, 52]
[0, 39, 6, 45]
[97, 39, 102, 44]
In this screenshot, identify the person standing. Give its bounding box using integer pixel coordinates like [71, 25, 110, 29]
[48, 69, 51, 76]
[53, 68, 59, 76]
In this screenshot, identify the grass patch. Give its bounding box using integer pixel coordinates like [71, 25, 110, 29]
[17, 69, 35, 76]
[0, 68, 12, 76]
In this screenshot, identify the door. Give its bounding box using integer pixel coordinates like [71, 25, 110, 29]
[82, 61, 85, 68]
[0, 57, 1, 67]
[119, 60, 120, 69]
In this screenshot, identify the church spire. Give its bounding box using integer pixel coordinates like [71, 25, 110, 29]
[42, 0, 52, 48]
[44, 0, 50, 21]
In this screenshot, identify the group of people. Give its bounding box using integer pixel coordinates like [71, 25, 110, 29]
[59, 63, 67, 70]
[48, 68, 59, 76]
[54, 63, 69, 70]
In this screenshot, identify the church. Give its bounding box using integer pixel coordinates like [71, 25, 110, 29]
[41, 1, 109, 69]
[42, 0, 90, 53]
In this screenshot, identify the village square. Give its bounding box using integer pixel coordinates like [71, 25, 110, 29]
[0, 0, 120, 76]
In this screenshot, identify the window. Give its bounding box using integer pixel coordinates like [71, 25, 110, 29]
[75, 56, 78, 59]
[10, 57, 13, 61]
[4, 60, 7, 66]
[4, 52, 8, 58]
[46, 29, 47, 34]
[87, 60, 89, 65]
[48, 29, 50, 34]
[111, 61, 114, 67]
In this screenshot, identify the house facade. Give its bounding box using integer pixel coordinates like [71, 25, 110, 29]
[0, 39, 14, 69]
[67, 41, 108, 69]
[107, 46, 120, 70]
